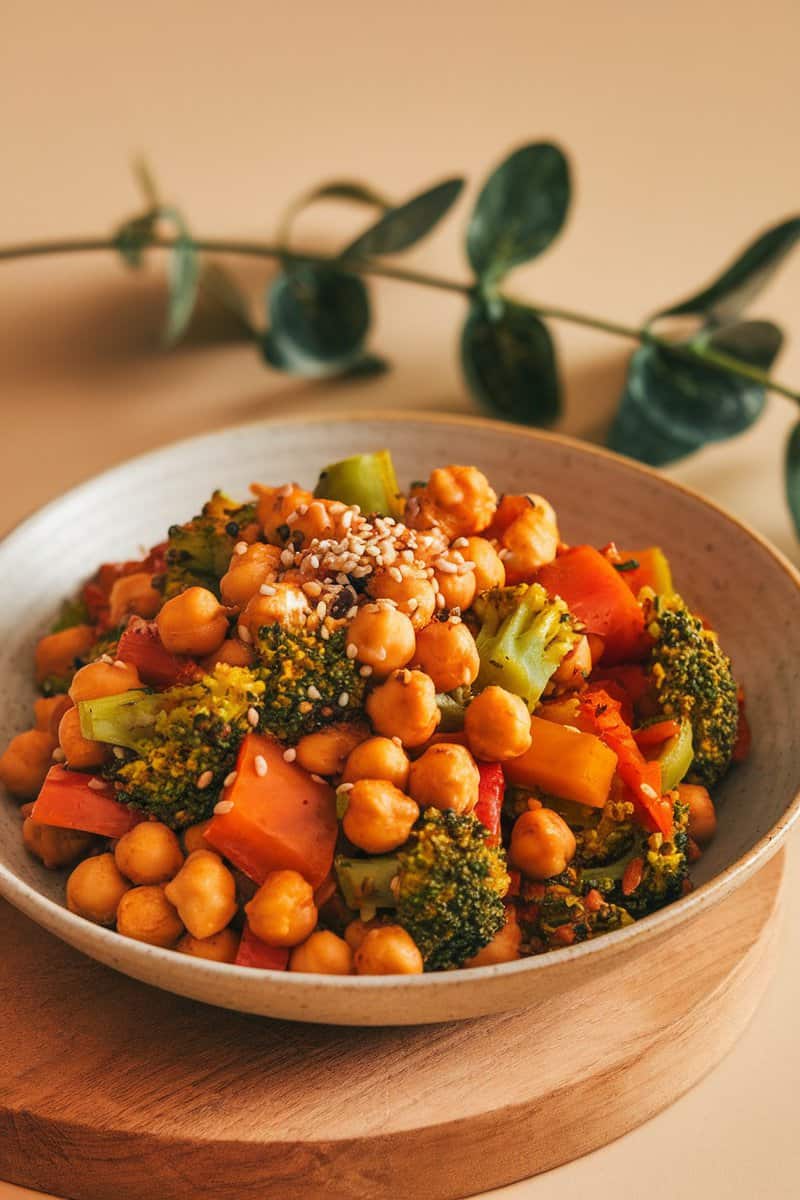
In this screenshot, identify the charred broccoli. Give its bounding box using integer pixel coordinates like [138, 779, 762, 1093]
[646, 594, 738, 788]
[523, 878, 634, 949]
[154, 490, 258, 599]
[472, 584, 580, 711]
[254, 623, 365, 742]
[77, 664, 264, 828]
[335, 807, 510, 970]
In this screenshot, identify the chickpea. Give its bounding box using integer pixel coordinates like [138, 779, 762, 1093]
[66, 852, 131, 925]
[493, 493, 560, 584]
[346, 604, 416, 676]
[552, 635, 592, 688]
[342, 779, 419, 853]
[464, 686, 532, 761]
[342, 737, 410, 789]
[23, 818, 94, 869]
[408, 743, 480, 815]
[115, 822, 184, 885]
[245, 869, 318, 947]
[405, 466, 497, 538]
[413, 620, 479, 692]
[289, 930, 354, 975]
[354, 925, 424, 975]
[69, 659, 142, 703]
[289, 498, 336, 545]
[200, 638, 254, 672]
[252, 482, 314, 543]
[176, 927, 240, 963]
[240, 582, 310, 638]
[465, 913, 522, 967]
[367, 569, 436, 630]
[34, 693, 72, 737]
[433, 561, 477, 612]
[156, 587, 229, 657]
[164, 849, 238, 940]
[366, 669, 441, 748]
[34, 624, 96, 688]
[220, 543, 282, 608]
[0, 729, 56, 798]
[465, 536, 506, 593]
[58, 707, 107, 771]
[116, 885, 185, 947]
[679, 783, 717, 846]
[296, 724, 369, 777]
[510, 808, 576, 880]
[182, 819, 213, 856]
[343, 916, 385, 952]
[108, 572, 161, 626]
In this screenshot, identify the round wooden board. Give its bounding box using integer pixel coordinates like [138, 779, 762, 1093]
[0, 851, 784, 1200]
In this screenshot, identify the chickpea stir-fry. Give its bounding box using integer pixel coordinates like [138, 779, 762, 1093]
[1, 451, 747, 973]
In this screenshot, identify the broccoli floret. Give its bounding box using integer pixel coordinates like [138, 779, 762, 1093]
[51, 596, 91, 633]
[78, 664, 264, 828]
[528, 880, 635, 949]
[254, 623, 365, 742]
[154, 490, 258, 599]
[575, 794, 638, 866]
[578, 797, 690, 917]
[435, 685, 474, 731]
[472, 584, 580, 711]
[646, 594, 738, 788]
[335, 808, 509, 971]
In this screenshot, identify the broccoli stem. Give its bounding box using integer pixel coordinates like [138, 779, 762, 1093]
[334, 854, 400, 913]
[314, 450, 403, 517]
[77, 689, 160, 751]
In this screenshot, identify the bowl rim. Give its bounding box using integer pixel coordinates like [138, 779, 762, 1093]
[1, 407, 799, 994]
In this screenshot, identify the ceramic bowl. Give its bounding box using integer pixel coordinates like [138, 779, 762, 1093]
[1, 412, 799, 1025]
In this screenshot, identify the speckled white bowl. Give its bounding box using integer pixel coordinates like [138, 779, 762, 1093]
[1, 412, 799, 1025]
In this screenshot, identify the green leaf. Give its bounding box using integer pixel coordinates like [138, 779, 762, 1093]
[342, 178, 464, 258]
[785, 421, 800, 538]
[466, 142, 570, 283]
[163, 231, 200, 346]
[461, 298, 560, 425]
[276, 179, 392, 247]
[264, 263, 370, 375]
[702, 319, 784, 369]
[655, 216, 800, 325]
[608, 342, 769, 466]
[112, 211, 158, 267]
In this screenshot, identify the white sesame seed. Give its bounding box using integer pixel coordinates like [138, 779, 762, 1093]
[277, 483, 293, 497]
[87, 778, 107, 791]
[254, 755, 268, 778]
[311, 773, 326, 785]
[214, 799, 235, 815]
[238, 624, 252, 644]
[310, 555, 320, 570]
[337, 781, 354, 793]
[316, 600, 327, 620]
[297, 504, 308, 516]
[282, 747, 297, 763]
[453, 537, 469, 548]
[498, 548, 511, 561]
[436, 593, 446, 608]
[113, 659, 128, 670]
[341, 510, 354, 530]
[435, 558, 458, 574]
[307, 685, 322, 701]
[401, 549, 415, 563]
[247, 706, 259, 727]
[234, 541, 248, 556]
[99, 654, 114, 665]
[113, 746, 126, 760]
[391, 736, 403, 747]
[197, 770, 214, 790]
[303, 580, 322, 597]
[224, 770, 238, 788]
[259, 583, 276, 596]
[407, 598, 419, 612]
[389, 566, 403, 583]
[286, 512, 299, 526]
[376, 647, 387, 661]
[346, 643, 358, 659]
[338, 691, 350, 707]
[564, 725, 582, 734]
[280, 549, 294, 567]
[640, 783, 659, 800]
[51, 747, 66, 763]
[359, 664, 373, 676]
[345, 606, 359, 619]
[320, 625, 330, 640]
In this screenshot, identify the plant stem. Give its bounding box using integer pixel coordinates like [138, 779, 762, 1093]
[1, 234, 797, 403]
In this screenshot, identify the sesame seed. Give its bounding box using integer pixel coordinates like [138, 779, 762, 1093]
[407, 598, 419, 611]
[365, 545, 380, 557]
[376, 647, 387, 661]
[564, 725, 581, 734]
[310, 555, 320, 569]
[337, 781, 354, 793]
[316, 600, 327, 620]
[346, 643, 358, 659]
[224, 770, 238, 788]
[113, 746, 126, 760]
[640, 783, 659, 800]
[307, 684, 322, 701]
[113, 659, 128, 670]
[435, 558, 458, 574]
[391, 736, 403, 746]
[341, 510, 354, 530]
[303, 580, 322, 597]
[254, 755, 268, 778]
[214, 799, 235, 815]
[498, 548, 511, 561]
[320, 625, 330, 640]
[276, 483, 293, 497]
[259, 583, 276, 596]
[286, 512, 299, 525]
[280, 549, 294, 567]
[234, 541, 248, 556]
[436, 593, 446, 609]
[359, 664, 373, 676]
[238, 624, 252, 644]
[345, 606, 359, 619]
[407, 498, 420, 517]
[247, 706, 259, 727]
[297, 504, 308, 516]
[401, 549, 415, 562]
[389, 566, 403, 583]
[87, 778, 107, 791]
[453, 537, 469, 548]
[311, 773, 326, 785]
[197, 770, 214, 790]
[338, 691, 350, 707]
[283, 748, 297, 763]
[51, 747, 66, 763]
[99, 654, 114, 665]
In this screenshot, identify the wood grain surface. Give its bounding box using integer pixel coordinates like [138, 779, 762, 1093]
[0, 851, 784, 1200]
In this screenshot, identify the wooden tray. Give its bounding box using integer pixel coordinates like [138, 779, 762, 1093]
[0, 851, 784, 1200]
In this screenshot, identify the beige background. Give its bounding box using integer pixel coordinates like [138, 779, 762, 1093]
[2, 2, 799, 1196]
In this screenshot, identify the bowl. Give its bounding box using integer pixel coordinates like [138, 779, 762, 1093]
[1, 411, 799, 1025]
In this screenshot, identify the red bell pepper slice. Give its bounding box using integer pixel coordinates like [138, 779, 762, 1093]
[474, 762, 504, 846]
[116, 618, 199, 689]
[577, 687, 673, 837]
[537, 545, 649, 665]
[633, 720, 681, 750]
[235, 921, 289, 970]
[32, 765, 143, 838]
